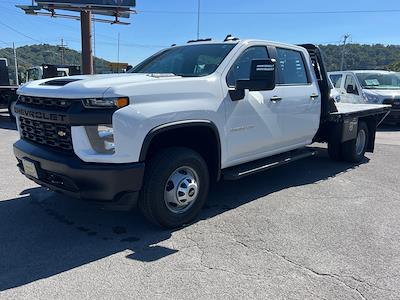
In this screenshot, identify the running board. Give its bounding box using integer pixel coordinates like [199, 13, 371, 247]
[222, 148, 317, 180]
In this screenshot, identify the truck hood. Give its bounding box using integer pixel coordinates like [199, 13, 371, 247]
[363, 89, 400, 98]
[362, 89, 400, 104]
[17, 73, 182, 99]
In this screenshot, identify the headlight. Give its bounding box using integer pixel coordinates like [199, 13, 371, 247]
[362, 92, 380, 104]
[334, 95, 341, 102]
[85, 124, 115, 154]
[83, 97, 129, 109]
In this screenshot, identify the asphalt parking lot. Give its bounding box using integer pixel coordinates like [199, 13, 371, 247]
[1, 110, 400, 300]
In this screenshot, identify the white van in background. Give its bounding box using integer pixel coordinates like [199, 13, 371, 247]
[329, 70, 400, 124]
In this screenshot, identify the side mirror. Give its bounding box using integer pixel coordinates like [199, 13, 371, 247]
[346, 85, 357, 94]
[229, 59, 276, 101]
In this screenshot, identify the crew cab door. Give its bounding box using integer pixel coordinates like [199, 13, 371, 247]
[223, 44, 320, 167]
[271, 46, 321, 147]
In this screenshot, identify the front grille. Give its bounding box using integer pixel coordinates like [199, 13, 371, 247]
[19, 117, 73, 152]
[18, 96, 73, 110]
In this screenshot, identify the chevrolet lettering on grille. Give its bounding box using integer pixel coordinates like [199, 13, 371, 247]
[14, 107, 68, 123]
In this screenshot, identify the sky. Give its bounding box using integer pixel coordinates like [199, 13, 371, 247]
[0, 0, 400, 66]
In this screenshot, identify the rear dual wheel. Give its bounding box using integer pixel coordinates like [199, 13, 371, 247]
[328, 121, 369, 163]
[342, 122, 368, 163]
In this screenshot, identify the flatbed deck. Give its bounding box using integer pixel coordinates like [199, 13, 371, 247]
[0, 85, 18, 90]
[329, 103, 391, 120]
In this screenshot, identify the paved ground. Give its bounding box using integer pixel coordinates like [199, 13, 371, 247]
[1, 110, 400, 299]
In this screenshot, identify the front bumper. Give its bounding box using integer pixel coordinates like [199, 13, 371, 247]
[14, 139, 145, 202]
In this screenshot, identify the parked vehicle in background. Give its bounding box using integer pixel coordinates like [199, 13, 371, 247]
[329, 76, 341, 103]
[0, 58, 18, 120]
[25, 64, 81, 82]
[0, 63, 82, 120]
[13, 40, 390, 228]
[329, 70, 400, 124]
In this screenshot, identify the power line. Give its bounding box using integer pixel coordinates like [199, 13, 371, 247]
[0, 5, 166, 49]
[0, 43, 34, 67]
[0, 20, 43, 44]
[139, 9, 400, 15]
[62, 37, 166, 48]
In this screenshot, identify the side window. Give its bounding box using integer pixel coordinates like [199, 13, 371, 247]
[330, 74, 343, 88]
[344, 75, 358, 94]
[226, 46, 269, 87]
[276, 48, 309, 85]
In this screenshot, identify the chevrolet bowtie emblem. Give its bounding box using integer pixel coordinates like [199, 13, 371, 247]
[58, 131, 67, 137]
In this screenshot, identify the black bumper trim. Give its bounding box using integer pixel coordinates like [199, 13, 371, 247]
[14, 140, 145, 201]
[383, 109, 400, 122]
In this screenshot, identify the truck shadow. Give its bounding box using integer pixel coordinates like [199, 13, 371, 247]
[377, 123, 400, 132]
[0, 147, 367, 291]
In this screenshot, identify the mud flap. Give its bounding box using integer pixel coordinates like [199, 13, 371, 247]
[341, 117, 358, 143]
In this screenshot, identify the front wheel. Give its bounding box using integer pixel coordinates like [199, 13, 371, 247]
[139, 147, 210, 228]
[341, 121, 369, 163]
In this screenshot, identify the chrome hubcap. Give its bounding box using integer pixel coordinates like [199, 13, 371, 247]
[164, 166, 199, 214]
[356, 129, 366, 156]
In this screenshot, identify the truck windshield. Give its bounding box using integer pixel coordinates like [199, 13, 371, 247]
[130, 44, 236, 77]
[356, 72, 400, 90]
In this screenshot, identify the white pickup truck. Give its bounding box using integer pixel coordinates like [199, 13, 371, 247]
[13, 39, 390, 228]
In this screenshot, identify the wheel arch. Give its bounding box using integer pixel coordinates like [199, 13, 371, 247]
[139, 120, 222, 181]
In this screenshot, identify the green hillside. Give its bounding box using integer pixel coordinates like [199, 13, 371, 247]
[1, 43, 400, 84]
[0, 44, 113, 83]
[319, 44, 400, 71]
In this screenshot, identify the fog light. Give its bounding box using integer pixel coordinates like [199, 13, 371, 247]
[85, 124, 115, 154]
[98, 125, 115, 151]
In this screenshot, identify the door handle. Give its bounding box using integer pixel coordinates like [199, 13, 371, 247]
[310, 93, 319, 99]
[270, 96, 282, 102]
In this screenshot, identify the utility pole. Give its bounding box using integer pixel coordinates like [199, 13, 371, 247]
[93, 17, 96, 73]
[80, 10, 93, 75]
[93, 19, 96, 58]
[117, 32, 120, 73]
[12, 42, 19, 85]
[196, 0, 201, 39]
[58, 38, 66, 65]
[340, 34, 351, 71]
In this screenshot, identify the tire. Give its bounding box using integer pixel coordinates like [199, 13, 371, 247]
[139, 147, 210, 228]
[328, 140, 342, 161]
[341, 121, 369, 163]
[8, 98, 17, 121]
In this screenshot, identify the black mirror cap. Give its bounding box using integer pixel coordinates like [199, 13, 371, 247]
[235, 59, 276, 92]
[250, 59, 276, 81]
[229, 59, 276, 101]
[346, 85, 356, 94]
